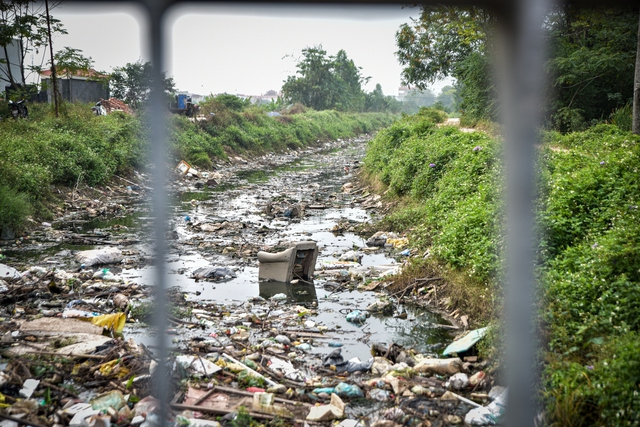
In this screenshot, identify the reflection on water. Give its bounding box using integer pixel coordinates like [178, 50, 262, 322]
[258, 280, 318, 305]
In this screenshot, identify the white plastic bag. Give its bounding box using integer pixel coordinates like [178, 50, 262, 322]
[75, 247, 123, 266]
[465, 388, 507, 425]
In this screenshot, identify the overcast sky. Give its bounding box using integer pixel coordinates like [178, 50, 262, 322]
[48, 3, 451, 98]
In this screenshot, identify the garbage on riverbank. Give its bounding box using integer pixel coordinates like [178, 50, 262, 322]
[0, 257, 500, 427]
[0, 136, 500, 426]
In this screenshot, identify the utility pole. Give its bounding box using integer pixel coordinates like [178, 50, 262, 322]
[633, 8, 640, 134]
[44, 0, 59, 117]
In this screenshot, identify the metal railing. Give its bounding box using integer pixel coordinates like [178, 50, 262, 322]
[63, 1, 636, 426]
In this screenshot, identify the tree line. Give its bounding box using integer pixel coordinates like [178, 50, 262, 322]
[281, 45, 453, 115]
[395, 5, 639, 132]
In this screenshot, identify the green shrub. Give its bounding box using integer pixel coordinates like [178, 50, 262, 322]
[0, 101, 394, 228]
[365, 114, 501, 284]
[609, 103, 632, 132]
[538, 125, 640, 424]
[0, 184, 33, 233]
[365, 114, 640, 425]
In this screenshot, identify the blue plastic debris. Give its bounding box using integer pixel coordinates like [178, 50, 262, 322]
[346, 310, 367, 324]
[334, 382, 364, 398]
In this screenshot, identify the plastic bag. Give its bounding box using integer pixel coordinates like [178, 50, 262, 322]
[464, 389, 507, 425]
[192, 266, 236, 280]
[334, 382, 364, 398]
[345, 310, 367, 324]
[91, 390, 126, 412]
[369, 388, 392, 401]
[75, 247, 123, 266]
[90, 313, 126, 334]
[346, 357, 374, 373]
[448, 373, 470, 390]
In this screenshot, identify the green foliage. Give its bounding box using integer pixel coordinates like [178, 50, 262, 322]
[237, 370, 266, 388]
[0, 183, 33, 232]
[365, 83, 402, 113]
[365, 108, 501, 284]
[0, 101, 393, 231]
[546, 7, 638, 131]
[396, 6, 638, 130]
[435, 85, 457, 112]
[212, 93, 251, 112]
[231, 406, 258, 427]
[609, 103, 632, 132]
[399, 88, 438, 115]
[54, 47, 94, 77]
[194, 100, 395, 156]
[537, 125, 640, 425]
[546, 334, 640, 427]
[282, 46, 368, 111]
[0, 0, 67, 87]
[395, 6, 496, 123]
[110, 60, 176, 109]
[396, 6, 492, 88]
[366, 110, 640, 424]
[0, 102, 145, 227]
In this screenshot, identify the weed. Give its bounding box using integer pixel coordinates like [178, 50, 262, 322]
[0, 183, 33, 232]
[231, 406, 258, 427]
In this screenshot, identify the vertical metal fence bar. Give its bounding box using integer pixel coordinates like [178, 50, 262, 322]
[499, 0, 551, 426]
[144, 1, 171, 425]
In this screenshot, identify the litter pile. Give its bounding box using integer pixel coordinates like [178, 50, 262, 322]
[0, 136, 502, 426]
[1, 253, 502, 427]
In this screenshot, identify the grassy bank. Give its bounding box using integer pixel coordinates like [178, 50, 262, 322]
[539, 125, 640, 426]
[0, 102, 395, 233]
[362, 110, 640, 425]
[362, 108, 502, 325]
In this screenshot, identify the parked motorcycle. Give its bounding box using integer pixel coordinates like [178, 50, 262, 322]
[8, 100, 28, 119]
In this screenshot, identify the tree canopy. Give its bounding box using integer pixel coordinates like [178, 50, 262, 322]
[282, 46, 369, 112]
[0, 0, 66, 90]
[110, 60, 175, 109]
[396, 5, 639, 129]
[546, 6, 638, 131]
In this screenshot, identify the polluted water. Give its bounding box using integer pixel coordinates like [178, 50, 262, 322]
[0, 136, 504, 427]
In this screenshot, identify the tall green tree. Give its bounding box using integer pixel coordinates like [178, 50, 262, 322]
[282, 46, 368, 111]
[397, 5, 638, 129]
[436, 85, 457, 112]
[546, 6, 638, 131]
[110, 60, 175, 109]
[395, 6, 496, 122]
[0, 0, 66, 90]
[364, 83, 401, 113]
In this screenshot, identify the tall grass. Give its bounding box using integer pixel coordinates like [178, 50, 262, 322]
[363, 110, 640, 425]
[0, 102, 396, 232]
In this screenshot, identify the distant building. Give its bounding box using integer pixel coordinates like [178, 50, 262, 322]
[251, 90, 281, 105]
[189, 93, 204, 104]
[397, 86, 411, 101]
[40, 68, 109, 104]
[1, 39, 24, 93]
